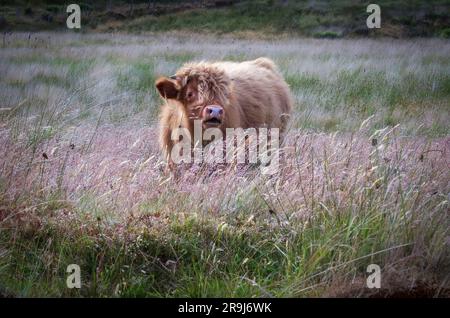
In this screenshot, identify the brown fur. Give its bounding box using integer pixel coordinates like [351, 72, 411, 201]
[155, 57, 293, 164]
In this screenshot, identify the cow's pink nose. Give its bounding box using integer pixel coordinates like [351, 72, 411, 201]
[202, 105, 224, 120]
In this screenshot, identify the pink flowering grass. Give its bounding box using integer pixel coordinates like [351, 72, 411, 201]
[1, 119, 448, 296]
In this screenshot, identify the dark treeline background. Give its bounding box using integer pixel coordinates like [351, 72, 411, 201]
[0, 0, 449, 38]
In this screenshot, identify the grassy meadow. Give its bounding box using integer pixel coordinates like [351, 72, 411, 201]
[0, 32, 449, 297]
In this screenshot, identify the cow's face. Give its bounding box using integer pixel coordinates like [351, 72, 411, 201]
[156, 75, 225, 130]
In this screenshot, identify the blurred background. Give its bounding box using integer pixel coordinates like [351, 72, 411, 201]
[1, 0, 449, 38]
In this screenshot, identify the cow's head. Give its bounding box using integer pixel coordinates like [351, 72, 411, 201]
[155, 63, 231, 130]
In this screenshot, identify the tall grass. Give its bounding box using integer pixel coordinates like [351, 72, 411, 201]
[0, 33, 449, 297]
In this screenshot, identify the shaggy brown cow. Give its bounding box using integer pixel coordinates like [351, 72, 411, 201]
[155, 57, 293, 166]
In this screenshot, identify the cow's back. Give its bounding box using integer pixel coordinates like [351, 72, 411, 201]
[215, 58, 292, 132]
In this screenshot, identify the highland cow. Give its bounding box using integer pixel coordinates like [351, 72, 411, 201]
[155, 57, 293, 167]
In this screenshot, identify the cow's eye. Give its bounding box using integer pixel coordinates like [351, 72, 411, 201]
[187, 92, 193, 98]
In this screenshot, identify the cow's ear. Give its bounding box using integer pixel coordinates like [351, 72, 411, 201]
[155, 77, 180, 99]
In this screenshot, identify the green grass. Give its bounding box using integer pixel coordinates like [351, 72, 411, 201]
[2, 180, 446, 297]
[120, 1, 356, 36]
[285, 68, 449, 136]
